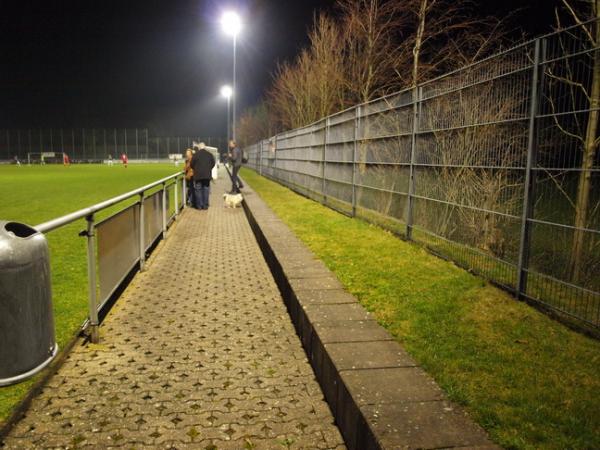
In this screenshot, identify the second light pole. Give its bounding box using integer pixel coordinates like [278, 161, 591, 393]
[220, 85, 233, 147]
[221, 11, 241, 142]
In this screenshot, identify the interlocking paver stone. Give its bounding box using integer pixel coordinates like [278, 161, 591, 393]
[1, 172, 345, 450]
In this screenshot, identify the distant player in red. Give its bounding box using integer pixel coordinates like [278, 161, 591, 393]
[121, 153, 128, 168]
[63, 153, 70, 166]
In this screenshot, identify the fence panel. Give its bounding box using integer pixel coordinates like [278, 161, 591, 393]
[245, 21, 600, 335]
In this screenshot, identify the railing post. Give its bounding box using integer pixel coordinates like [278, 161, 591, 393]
[162, 183, 167, 239]
[174, 179, 179, 217]
[182, 175, 187, 208]
[517, 38, 543, 298]
[352, 106, 360, 217]
[406, 86, 421, 240]
[85, 214, 100, 343]
[139, 193, 146, 271]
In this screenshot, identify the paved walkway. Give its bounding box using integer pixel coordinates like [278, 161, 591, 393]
[2, 173, 345, 450]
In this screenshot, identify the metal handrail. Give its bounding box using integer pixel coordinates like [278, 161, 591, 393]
[32, 170, 186, 344]
[35, 172, 182, 233]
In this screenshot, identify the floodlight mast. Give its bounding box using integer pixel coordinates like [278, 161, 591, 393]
[220, 85, 233, 148]
[220, 11, 241, 142]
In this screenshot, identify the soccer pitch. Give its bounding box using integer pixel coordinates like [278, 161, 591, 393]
[0, 164, 181, 421]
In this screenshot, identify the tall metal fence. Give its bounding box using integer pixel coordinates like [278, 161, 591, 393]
[245, 20, 600, 335]
[0, 128, 226, 161]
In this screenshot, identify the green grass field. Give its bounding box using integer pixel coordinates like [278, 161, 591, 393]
[241, 168, 600, 450]
[0, 164, 181, 423]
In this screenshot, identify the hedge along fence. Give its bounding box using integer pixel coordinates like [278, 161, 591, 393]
[244, 19, 600, 337]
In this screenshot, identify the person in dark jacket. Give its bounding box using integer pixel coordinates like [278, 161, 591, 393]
[228, 140, 244, 194]
[191, 142, 216, 210]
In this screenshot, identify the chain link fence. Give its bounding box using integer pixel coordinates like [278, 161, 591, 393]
[0, 129, 226, 162]
[245, 20, 600, 336]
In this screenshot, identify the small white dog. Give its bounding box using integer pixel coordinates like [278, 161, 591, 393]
[223, 192, 243, 208]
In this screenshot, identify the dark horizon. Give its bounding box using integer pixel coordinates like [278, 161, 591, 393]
[0, 0, 561, 137]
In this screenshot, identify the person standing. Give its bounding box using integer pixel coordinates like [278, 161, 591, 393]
[228, 140, 244, 194]
[183, 148, 195, 206]
[191, 142, 215, 210]
[121, 153, 128, 168]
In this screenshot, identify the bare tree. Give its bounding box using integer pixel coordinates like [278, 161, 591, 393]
[236, 102, 275, 149]
[337, 0, 410, 102]
[546, 0, 600, 283]
[268, 13, 346, 130]
[405, 0, 510, 86]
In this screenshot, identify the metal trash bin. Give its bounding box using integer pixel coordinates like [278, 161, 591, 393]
[0, 221, 58, 386]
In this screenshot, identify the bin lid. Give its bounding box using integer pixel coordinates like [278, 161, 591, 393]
[0, 221, 46, 269]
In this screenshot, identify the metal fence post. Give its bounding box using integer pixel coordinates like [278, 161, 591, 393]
[352, 106, 360, 217]
[139, 193, 146, 271]
[82, 129, 86, 159]
[162, 183, 167, 239]
[85, 214, 100, 343]
[135, 129, 139, 159]
[517, 39, 543, 298]
[182, 176, 187, 209]
[322, 118, 329, 203]
[92, 129, 96, 160]
[274, 135, 278, 180]
[260, 140, 264, 175]
[406, 86, 421, 240]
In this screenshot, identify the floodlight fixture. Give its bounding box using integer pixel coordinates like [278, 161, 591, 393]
[221, 11, 241, 37]
[220, 85, 233, 99]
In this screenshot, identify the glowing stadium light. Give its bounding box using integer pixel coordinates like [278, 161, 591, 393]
[220, 11, 241, 37]
[220, 85, 233, 99]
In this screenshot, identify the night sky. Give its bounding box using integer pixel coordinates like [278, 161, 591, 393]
[1, 0, 562, 137]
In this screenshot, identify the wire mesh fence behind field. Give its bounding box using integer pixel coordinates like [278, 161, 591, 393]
[0, 129, 226, 162]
